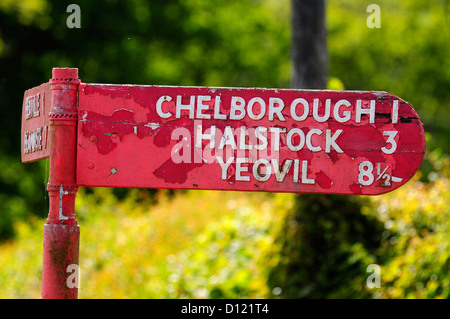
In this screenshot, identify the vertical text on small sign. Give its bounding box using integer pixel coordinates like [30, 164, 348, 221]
[21, 83, 51, 163]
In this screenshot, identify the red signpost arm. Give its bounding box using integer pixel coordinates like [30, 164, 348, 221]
[42, 68, 80, 299]
[18, 67, 424, 299]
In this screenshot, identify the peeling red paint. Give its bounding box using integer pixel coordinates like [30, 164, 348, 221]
[76, 84, 425, 195]
[296, 148, 314, 162]
[349, 183, 362, 194]
[153, 158, 204, 184]
[327, 150, 339, 164]
[153, 125, 172, 148]
[316, 170, 333, 189]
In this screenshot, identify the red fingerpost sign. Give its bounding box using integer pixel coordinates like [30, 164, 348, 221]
[76, 84, 425, 195]
[20, 68, 426, 299]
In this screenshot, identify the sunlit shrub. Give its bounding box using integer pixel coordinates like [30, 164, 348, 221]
[166, 194, 290, 298]
[1, 156, 448, 298]
[369, 155, 449, 298]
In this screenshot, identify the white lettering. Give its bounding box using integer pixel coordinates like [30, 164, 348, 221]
[156, 95, 172, 119]
[293, 159, 299, 183]
[325, 129, 344, 153]
[218, 126, 237, 150]
[214, 96, 227, 120]
[312, 98, 331, 122]
[306, 128, 322, 152]
[196, 95, 211, 119]
[23, 127, 43, 154]
[236, 157, 250, 181]
[25, 94, 40, 120]
[290, 98, 309, 121]
[195, 124, 216, 149]
[358, 161, 374, 186]
[333, 99, 351, 123]
[302, 160, 315, 184]
[239, 126, 252, 150]
[230, 96, 246, 120]
[269, 97, 285, 121]
[217, 156, 234, 180]
[286, 128, 305, 151]
[269, 127, 286, 151]
[356, 99, 375, 123]
[254, 126, 268, 150]
[176, 95, 195, 119]
[247, 97, 266, 120]
[392, 100, 398, 124]
[272, 159, 293, 182]
[253, 159, 272, 182]
[381, 131, 398, 154]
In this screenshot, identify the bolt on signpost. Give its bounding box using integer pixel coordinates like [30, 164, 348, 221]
[21, 68, 425, 298]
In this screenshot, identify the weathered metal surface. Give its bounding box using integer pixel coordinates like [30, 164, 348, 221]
[41, 68, 80, 299]
[77, 85, 425, 195]
[21, 82, 51, 163]
[42, 223, 79, 299]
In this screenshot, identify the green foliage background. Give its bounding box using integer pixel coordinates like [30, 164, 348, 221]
[0, 0, 449, 298]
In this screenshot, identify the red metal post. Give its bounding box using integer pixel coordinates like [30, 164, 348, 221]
[42, 68, 80, 299]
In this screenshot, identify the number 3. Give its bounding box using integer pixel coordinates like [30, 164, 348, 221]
[381, 131, 398, 154]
